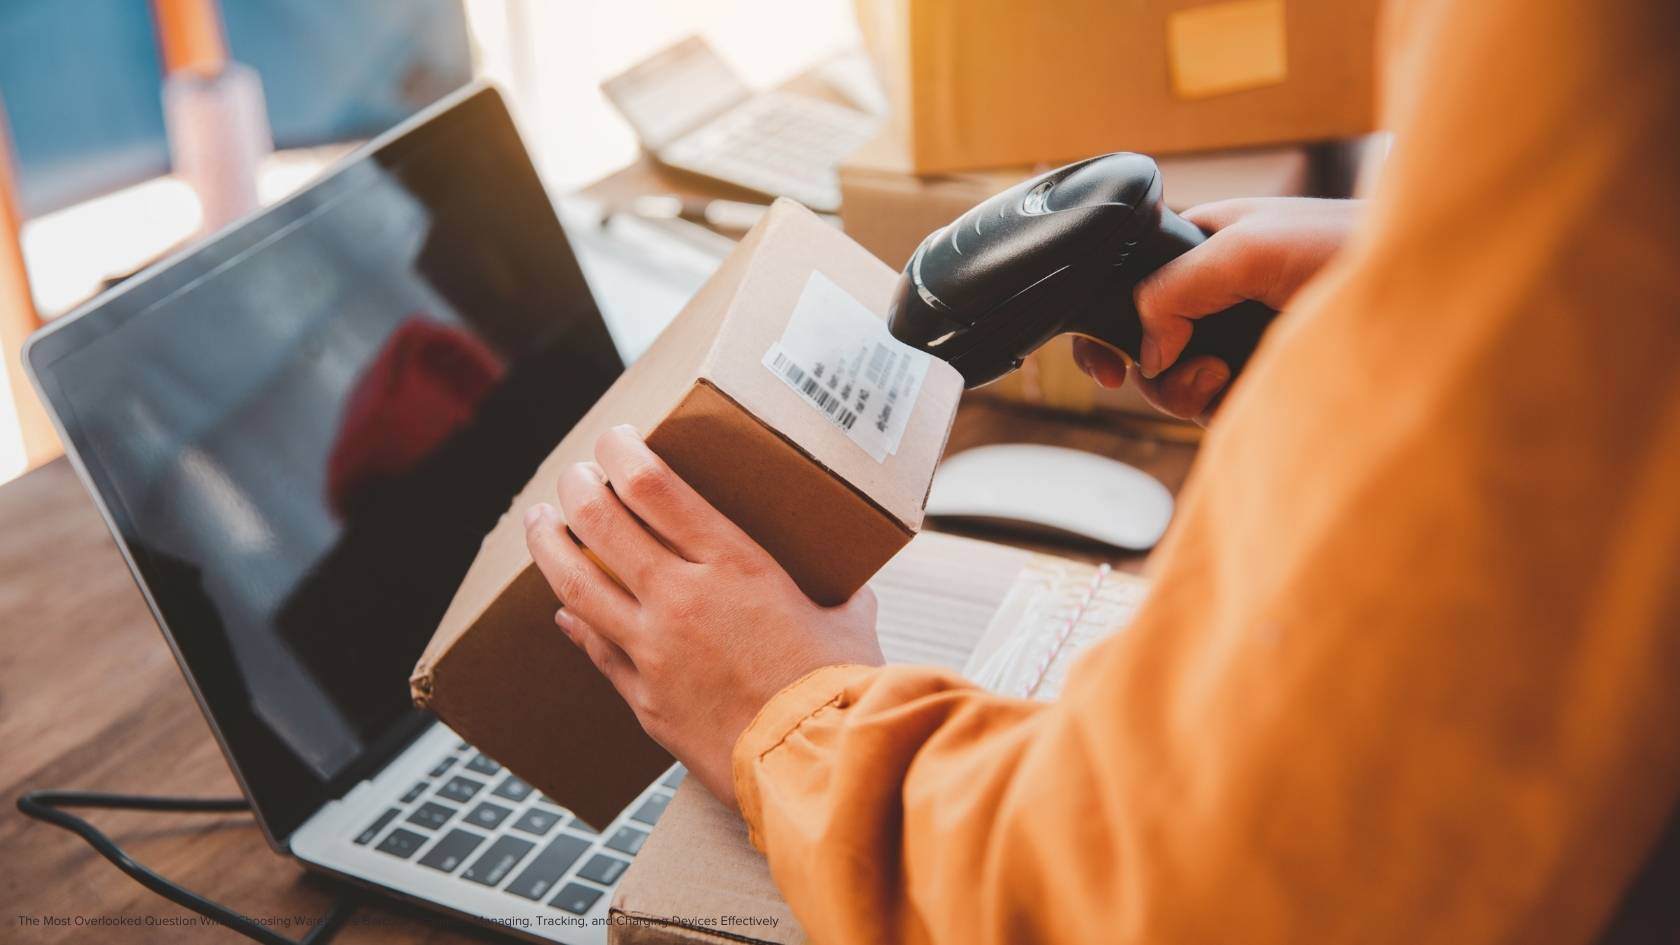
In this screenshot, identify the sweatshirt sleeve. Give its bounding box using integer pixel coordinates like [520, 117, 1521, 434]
[731, 0, 1680, 943]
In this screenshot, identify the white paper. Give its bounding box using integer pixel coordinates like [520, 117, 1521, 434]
[963, 556, 1149, 700]
[763, 271, 931, 462]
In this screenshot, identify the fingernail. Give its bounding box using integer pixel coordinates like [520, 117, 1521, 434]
[1070, 341, 1095, 377]
[1093, 354, 1127, 389]
[1193, 365, 1229, 397]
[524, 503, 550, 528]
[612, 424, 642, 440]
[1140, 337, 1161, 379]
[553, 608, 573, 632]
[579, 461, 607, 484]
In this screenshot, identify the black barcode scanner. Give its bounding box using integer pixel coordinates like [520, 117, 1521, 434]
[887, 152, 1277, 388]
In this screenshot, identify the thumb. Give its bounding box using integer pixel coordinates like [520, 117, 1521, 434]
[1133, 225, 1277, 377]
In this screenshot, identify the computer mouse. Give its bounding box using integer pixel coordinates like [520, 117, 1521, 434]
[925, 443, 1174, 551]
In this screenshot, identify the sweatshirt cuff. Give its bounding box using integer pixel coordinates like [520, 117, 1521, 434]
[732, 662, 880, 848]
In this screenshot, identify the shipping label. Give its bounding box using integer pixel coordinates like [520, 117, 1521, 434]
[763, 271, 930, 462]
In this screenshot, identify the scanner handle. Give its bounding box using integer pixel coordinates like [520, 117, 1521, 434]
[1083, 208, 1278, 379]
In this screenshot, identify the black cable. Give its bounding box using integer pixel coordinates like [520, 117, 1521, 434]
[18, 790, 359, 945]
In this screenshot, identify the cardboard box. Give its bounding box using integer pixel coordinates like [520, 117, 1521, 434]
[411, 200, 964, 828]
[609, 532, 1036, 945]
[839, 133, 1309, 418]
[839, 132, 1312, 271]
[855, 0, 1381, 173]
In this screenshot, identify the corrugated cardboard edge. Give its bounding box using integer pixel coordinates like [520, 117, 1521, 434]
[608, 783, 806, 945]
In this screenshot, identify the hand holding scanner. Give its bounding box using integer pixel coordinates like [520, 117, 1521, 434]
[887, 152, 1278, 388]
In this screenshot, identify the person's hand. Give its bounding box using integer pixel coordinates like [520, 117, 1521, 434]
[1071, 197, 1362, 424]
[523, 425, 884, 809]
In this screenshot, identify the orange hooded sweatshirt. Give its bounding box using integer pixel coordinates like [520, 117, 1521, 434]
[730, 0, 1680, 942]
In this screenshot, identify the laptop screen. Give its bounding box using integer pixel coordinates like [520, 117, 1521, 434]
[26, 87, 624, 845]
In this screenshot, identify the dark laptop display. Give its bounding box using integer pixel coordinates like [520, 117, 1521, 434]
[26, 88, 623, 845]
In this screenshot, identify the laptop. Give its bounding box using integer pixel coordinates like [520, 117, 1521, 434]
[24, 84, 677, 944]
[600, 36, 878, 213]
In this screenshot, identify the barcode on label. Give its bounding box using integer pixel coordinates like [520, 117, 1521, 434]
[771, 350, 858, 431]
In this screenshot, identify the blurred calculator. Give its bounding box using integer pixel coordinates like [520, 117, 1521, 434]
[601, 37, 879, 213]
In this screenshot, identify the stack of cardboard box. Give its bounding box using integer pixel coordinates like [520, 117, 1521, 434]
[839, 0, 1382, 419]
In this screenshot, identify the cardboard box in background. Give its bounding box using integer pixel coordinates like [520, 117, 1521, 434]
[855, 0, 1380, 174]
[839, 133, 1310, 418]
[411, 200, 964, 828]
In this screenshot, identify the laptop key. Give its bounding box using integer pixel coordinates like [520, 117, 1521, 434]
[504, 834, 592, 901]
[355, 808, 400, 845]
[511, 807, 561, 837]
[604, 825, 649, 857]
[417, 828, 486, 874]
[465, 800, 514, 830]
[550, 882, 603, 916]
[406, 801, 456, 831]
[373, 827, 426, 859]
[491, 775, 533, 802]
[629, 793, 670, 827]
[429, 756, 458, 778]
[465, 753, 501, 776]
[436, 776, 485, 804]
[457, 740, 472, 751]
[660, 766, 686, 789]
[577, 854, 630, 886]
[400, 781, 428, 804]
[461, 835, 536, 887]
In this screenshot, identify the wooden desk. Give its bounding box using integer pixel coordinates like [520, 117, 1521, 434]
[0, 399, 1195, 942]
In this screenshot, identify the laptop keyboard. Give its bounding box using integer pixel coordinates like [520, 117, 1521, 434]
[353, 742, 683, 915]
[659, 91, 878, 213]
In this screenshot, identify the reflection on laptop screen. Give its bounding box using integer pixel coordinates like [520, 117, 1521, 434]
[31, 89, 622, 840]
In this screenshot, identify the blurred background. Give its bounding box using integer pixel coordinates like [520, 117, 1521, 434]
[0, 0, 1383, 486]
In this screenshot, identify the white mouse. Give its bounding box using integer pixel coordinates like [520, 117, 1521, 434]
[925, 444, 1175, 551]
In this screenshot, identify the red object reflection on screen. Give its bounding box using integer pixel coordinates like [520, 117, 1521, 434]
[326, 317, 505, 517]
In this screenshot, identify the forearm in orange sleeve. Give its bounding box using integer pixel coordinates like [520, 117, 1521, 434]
[732, 662, 1093, 945]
